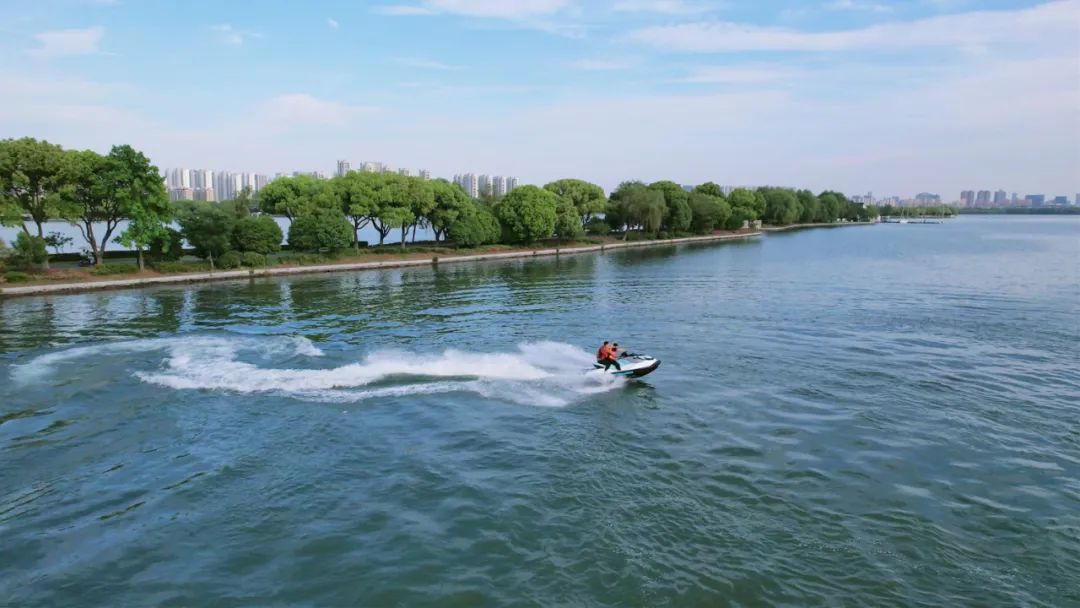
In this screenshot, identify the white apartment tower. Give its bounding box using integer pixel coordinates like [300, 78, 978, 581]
[336, 160, 352, 177]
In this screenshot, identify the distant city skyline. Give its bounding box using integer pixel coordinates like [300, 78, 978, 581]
[3, 1, 1076, 198]
[161, 160, 521, 201]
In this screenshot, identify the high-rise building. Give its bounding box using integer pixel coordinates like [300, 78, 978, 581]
[1075, 193, 1080, 206]
[478, 175, 492, 196]
[976, 190, 991, 206]
[1026, 194, 1045, 207]
[1011, 192, 1019, 205]
[1052, 196, 1068, 206]
[960, 190, 975, 207]
[419, 169, 431, 180]
[454, 173, 479, 198]
[398, 168, 411, 176]
[993, 190, 1007, 206]
[336, 160, 352, 177]
[168, 187, 193, 201]
[507, 177, 519, 192]
[493, 176, 508, 196]
[361, 161, 381, 173]
[914, 192, 941, 206]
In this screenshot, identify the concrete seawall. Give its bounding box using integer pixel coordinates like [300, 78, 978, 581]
[0, 232, 761, 298]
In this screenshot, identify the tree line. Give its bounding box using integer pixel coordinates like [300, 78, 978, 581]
[1, 137, 875, 273]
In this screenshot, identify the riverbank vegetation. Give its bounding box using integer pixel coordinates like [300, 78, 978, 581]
[2, 137, 874, 285]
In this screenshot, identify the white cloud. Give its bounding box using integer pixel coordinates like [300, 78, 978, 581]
[612, 0, 714, 15]
[825, 0, 892, 13]
[625, 0, 1080, 52]
[256, 94, 377, 127]
[26, 27, 105, 58]
[571, 58, 637, 70]
[375, 0, 570, 18]
[327, 18, 339, 29]
[395, 57, 464, 70]
[210, 24, 263, 46]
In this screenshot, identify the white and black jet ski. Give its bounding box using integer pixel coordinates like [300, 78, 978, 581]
[592, 353, 660, 378]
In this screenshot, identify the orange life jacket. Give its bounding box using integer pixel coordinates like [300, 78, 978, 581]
[597, 344, 611, 360]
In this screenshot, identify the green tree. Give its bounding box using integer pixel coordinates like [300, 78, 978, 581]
[727, 188, 764, 228]
[287, 208, 353, 252]
[543, 178, 606, 227]
[818, 192, 842, 222]
[332, 171, 376, 250]
[228, 186, 254, 217]
[688, 192, 731, 234]
[492, 185, 558, 244]
[149, 228, 184, 262]
[649, 180, 692, 233]
[10, 232, 49, 269]
[366, 173, 413, 246]
[608, 182, 665, 239]
[428, 179, 471, 243]
[258, 174, 334, 220]
[403, 176, 435, 246]
[0, 137, 67, 241]
[447, 201, 500, 247]
[693, 182, 725, 198]
[762, 188, 802, 225]
[232, 215, 283, 254]
[553, 194, 584, 242]
[110, 145, 171, 270]
[57, 149, 115, 266]
[177, 202, 235, 268]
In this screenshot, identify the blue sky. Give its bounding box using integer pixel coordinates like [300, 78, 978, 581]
[2, 0, 1078, 198]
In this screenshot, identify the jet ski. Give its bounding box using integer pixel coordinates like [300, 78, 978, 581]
[592, 353, 661, 378]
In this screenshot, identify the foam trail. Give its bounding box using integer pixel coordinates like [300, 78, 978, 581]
[141, 339, 623, 407]
[15, 335, 622, 407]
[11, 335, 323, 386]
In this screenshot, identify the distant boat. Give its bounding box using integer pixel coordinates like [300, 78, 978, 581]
[899, 219, 909, 224]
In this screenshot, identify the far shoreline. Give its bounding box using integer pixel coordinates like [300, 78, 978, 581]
[1, 231, 763, 298]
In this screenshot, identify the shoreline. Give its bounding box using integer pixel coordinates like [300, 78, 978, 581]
[0, 232, 761, 298]
[761, 221, 877, 232]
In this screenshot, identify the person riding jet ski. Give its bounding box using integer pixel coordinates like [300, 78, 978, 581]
[596, 341, 623, 372]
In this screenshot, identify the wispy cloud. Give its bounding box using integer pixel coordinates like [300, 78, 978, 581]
[26, 26, 105, 58]
[612, 0, 715, 15]
[210, 24, 263, 46]
[257, 94, 378, 127]
[327, 18, 339, 29]
[572, 58, 637, 70]
[825, 0, 892, 12]
[375, 0, 571, 19]
[625, 0, 1079, 52]
[395, 57, 464, 70]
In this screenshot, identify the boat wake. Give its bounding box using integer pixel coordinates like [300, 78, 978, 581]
[13, 335, 623, 407]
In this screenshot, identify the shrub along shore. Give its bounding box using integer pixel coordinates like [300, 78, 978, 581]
[2, 136, 892, 291]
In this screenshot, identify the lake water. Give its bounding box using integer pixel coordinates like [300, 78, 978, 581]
[1, 216, 1077, 606]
